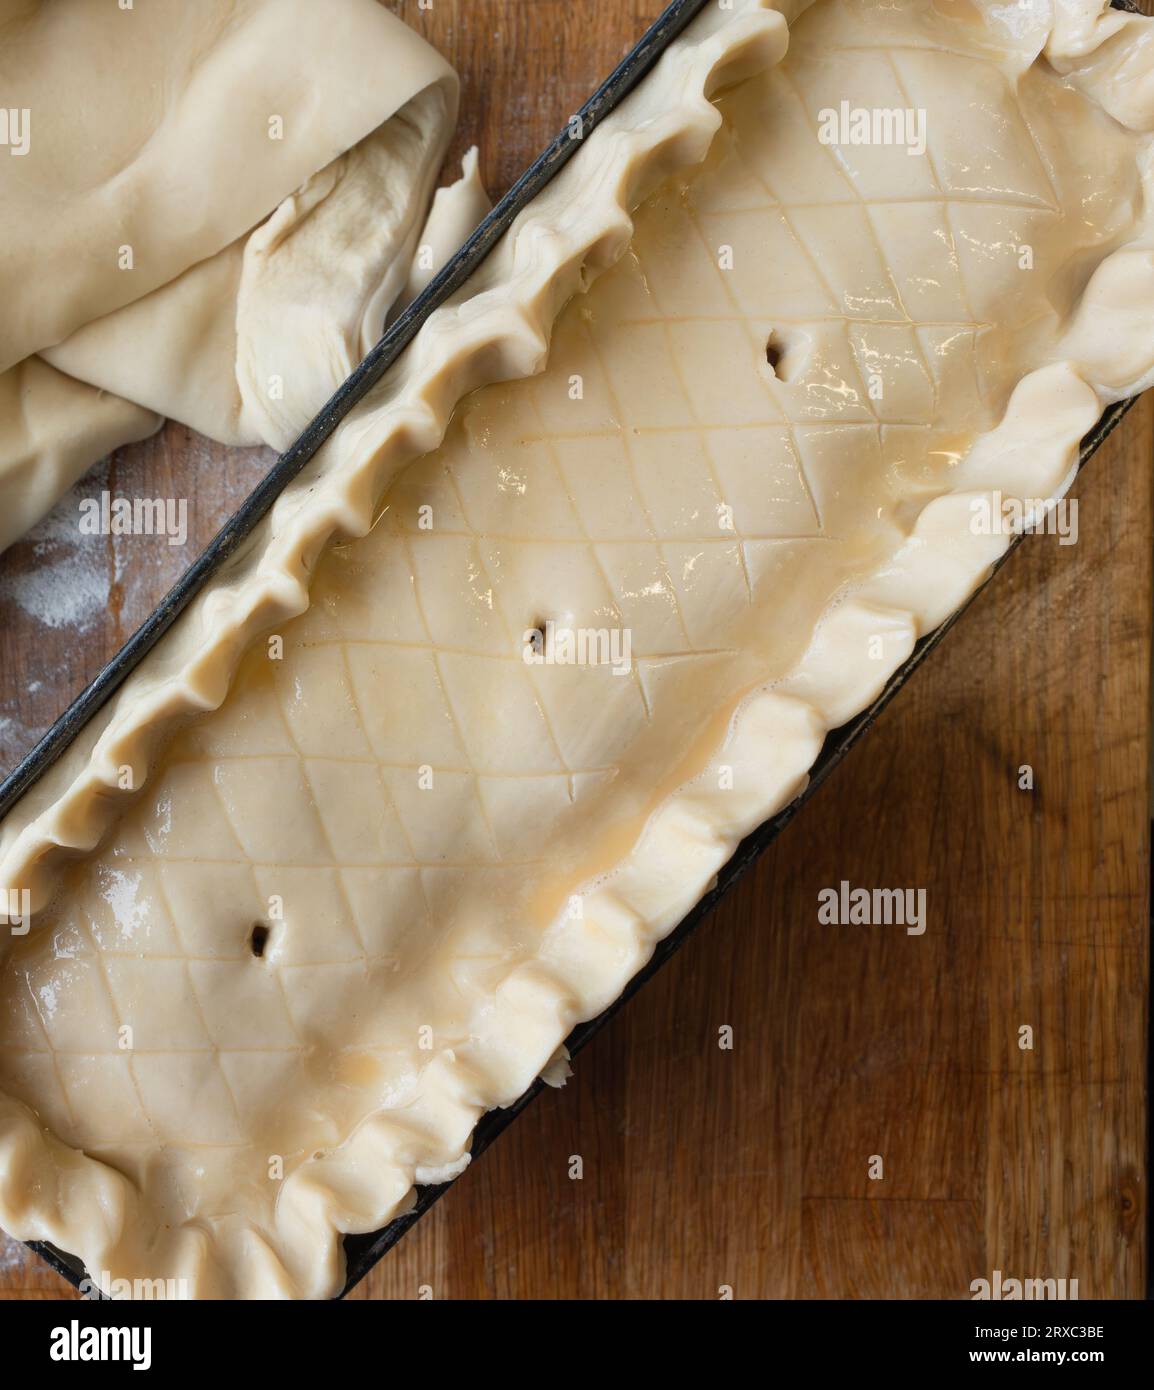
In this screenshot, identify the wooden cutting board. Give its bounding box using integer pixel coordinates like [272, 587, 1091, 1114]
[0, 0, 1147, 1300]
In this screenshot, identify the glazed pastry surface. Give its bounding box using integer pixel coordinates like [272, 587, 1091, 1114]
[2, 0, 1153, 1297]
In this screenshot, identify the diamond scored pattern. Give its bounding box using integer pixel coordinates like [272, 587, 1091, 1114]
[0, 0, 1137, 1231]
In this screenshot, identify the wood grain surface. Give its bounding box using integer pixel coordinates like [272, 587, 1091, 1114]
[0, 0, 1148, 1301]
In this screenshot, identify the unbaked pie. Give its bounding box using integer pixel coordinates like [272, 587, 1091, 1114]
[2, 0, 1154, 1297]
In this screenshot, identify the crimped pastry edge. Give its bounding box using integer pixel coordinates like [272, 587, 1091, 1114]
[0, 0, 790, 1299]
[3, 0, 1154, 1299]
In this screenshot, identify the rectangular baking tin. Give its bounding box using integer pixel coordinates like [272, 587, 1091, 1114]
[10, 0, 1142, 1299]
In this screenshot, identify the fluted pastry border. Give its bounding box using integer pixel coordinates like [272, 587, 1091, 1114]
[3, 0, 1154, 1298]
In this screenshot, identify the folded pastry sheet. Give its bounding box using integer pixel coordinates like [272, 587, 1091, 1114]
[0, 0, 486, 553]
[2, 0, 1154, 1298]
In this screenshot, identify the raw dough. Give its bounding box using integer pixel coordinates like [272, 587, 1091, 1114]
[0, 0, 476, 552]
[1, 0, 1153, 1298]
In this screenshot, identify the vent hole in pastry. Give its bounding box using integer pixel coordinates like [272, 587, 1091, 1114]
[250, 923, 270, 959]
[764, 329, 806, 383]
[524, 616, 549, 657]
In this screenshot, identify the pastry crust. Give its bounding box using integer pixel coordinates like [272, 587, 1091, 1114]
[0, 0, 789, 1298]
[3, 0, 1154, 1298]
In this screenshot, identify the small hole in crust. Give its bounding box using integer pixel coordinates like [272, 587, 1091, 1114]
[250, 923, 270, 959]
[764, 328, 809, 384]
[524, 617, 550, 658]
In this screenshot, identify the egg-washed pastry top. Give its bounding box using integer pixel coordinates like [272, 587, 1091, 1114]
[3, 0, 1154, 1299]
